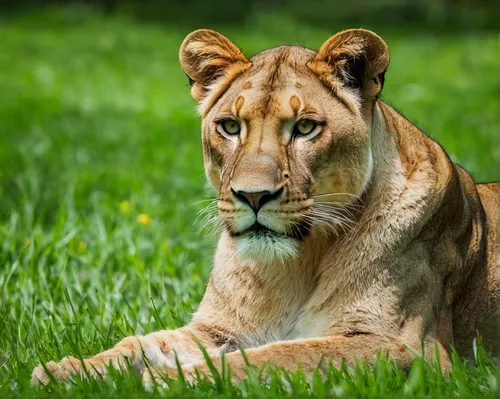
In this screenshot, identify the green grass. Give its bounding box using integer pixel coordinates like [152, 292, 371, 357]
[0, 5, 499, 398]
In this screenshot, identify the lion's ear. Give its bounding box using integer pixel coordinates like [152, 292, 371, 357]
[179, 29, 250, 102]
[309, 29, 389, 99]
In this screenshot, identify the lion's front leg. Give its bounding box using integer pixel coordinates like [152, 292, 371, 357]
[142, 334, 451, 388]
[141, 357, 248, 389]
[31, 323, 232, 385]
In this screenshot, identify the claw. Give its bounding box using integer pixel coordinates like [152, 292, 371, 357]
[141, 368, 169, 389]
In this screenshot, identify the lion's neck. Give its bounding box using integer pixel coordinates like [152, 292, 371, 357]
[364, 101, 409, 203]
[362, 101, 430, 214]
[307, 100, 447, 269]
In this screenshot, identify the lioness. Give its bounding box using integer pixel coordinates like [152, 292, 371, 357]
[32, 29, 499, 386]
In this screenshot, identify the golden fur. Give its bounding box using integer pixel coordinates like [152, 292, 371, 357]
[32, 28, 499, 386]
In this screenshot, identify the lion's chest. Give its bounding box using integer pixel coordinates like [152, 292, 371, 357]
[234, 282, 347, 348]
[234, 266, 410, 348]
[238, 303, 345, 349]
[239, 309, 331, 348]
[212, 266, 333, 347]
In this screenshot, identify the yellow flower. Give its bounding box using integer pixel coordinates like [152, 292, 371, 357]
[119, 200, 131, 214]
[24, 238, 32, 247]
[137, 213, 152, 226]
[78, 241, 87, 252]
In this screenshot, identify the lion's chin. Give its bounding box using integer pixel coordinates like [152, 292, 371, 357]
[233, 229, 299, 263]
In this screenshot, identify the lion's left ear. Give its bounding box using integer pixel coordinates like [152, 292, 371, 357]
[309, 29, 389, 99]
[179, 29, 250, 102]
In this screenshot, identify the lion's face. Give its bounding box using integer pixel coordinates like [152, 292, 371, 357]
[180, 29, 389, 261]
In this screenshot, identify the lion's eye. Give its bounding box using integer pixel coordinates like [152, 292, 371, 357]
[294, 119, 317, 135]
[218, 119, 241, 136]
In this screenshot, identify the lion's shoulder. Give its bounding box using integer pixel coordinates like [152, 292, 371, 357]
[478, 182, 500, 199]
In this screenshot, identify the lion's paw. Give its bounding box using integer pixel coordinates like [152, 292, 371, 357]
[31, 356, 86, 385]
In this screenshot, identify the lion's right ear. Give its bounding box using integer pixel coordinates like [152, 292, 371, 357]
[309, 29, 389, 100]
[179, 29, 250, 102]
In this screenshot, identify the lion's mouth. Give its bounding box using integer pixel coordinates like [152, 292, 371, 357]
[234, 222, 309, 240]
[234, 223, 279, 237]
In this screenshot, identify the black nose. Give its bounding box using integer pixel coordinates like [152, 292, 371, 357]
[232, 188, 284, 212]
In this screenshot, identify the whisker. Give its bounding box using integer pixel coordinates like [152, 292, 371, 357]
[311, 205, 358, 216]
[191, 198, 218, 207]
[302, 216, 334, 238]
[308, 215, 354, 231]
[196, 202, 219, 216]
[194, 198, 225, 237]
[312, 204, 359, 221]
[302, 215, 339, 238]
[304, 200, 358, 237]
[312, 201, 364, 210]
[312, 207, 359, 221]
[311, 192, 362, 199]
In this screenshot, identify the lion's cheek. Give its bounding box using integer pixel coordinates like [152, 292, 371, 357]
[205, 162, 222, 193]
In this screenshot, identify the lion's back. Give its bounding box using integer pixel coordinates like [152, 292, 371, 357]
[477, 181, 500, 275]
[477, 182, 500, 268]
[477, 181, 500, 356]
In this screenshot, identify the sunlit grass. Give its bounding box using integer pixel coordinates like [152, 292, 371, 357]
[0, 5, 498, 398]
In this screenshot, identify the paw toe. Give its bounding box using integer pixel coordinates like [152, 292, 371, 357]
[141, 368, 169, 389]
[59, 356, 81, 372]
[31, 365, 50, 385]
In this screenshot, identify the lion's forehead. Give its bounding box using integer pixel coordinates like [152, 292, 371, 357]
[222, 66, 325, 120]
[215, 47, 315, 108]
[229, 86, 304, 120]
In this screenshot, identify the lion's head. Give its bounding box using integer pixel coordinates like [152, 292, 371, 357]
[179, 29, 390, 261]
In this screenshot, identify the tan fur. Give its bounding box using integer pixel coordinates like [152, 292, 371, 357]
[32, 29, 499, 386]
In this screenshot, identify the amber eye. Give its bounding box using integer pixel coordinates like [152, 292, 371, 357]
[218, 119, 241, 136]
[294, 119, 317, 135]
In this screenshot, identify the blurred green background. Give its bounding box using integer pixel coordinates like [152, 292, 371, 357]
[0, 1, 499, 397]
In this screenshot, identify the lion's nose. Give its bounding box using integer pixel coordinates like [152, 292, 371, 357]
[231, 188, 284, 212]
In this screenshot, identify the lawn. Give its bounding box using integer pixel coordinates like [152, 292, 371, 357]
[0, 5, 499, 398]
